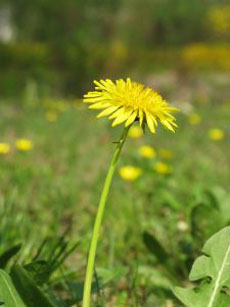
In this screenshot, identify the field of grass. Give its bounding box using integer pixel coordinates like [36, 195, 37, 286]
[0, 77, 229, 306]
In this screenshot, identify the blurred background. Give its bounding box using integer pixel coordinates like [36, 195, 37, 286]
[0, 1, 230, 306]
[0, 0, 229, 99]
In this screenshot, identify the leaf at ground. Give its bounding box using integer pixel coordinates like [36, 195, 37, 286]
[10, 265, 55, 307]
[173, 226, 230, 307]
[0, 269, 25, 307]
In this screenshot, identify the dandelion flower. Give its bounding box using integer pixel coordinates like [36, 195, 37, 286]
[16, 139, 33, 151]
[159, 149, 173, 160]
[82, 78, 179, 306]
[119, 166, 142, 181]
[84, 78, 178, 133]
[154, 162, 171, 175]
[208, 128, 225, 141]
[139, 145, 156, 159]
[129, 126, 143, 138]
[0, 142, 10, 154]
[188, 113, 201, 125]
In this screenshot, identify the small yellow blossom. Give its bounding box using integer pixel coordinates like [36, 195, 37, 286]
[45, 111, 58, 122]
[84, 78, 179, 133]
[208, 128, 225, 141]
[159, 149, 173, 160]
[129, 126, 143, 138]
[16, 139, 33, 151]
[119, 166, 142, 181]
[0, 142, 10, 154]
[139, 145, 156, 159]
[154, 162, 171, 175]
[188, 113, 202, 125]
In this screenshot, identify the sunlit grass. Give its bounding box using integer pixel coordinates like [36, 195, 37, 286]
[0, 92, 229, 305]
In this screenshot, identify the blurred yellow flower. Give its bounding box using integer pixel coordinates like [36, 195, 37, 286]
[119, 166, 142, 181]
[0, 142, 10, 154]
[159, 149, 173, 160]
[207, 6, 230, 35]
[16, 139, 33, 151]
[139, 145, 156, 159]
[84, 78, 178, 133]
[45, 111, 58, 122]
[154, 162, 171, 175]
[208, 128, 225, 141]
[188, 113, 202, 125]
[129, 126, 143, 138]
[182, 43, 230, 71]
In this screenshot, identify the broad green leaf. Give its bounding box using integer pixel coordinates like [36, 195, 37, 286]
[10, 265, 55, 307]
[0, 269, 25, 307]
[173, 226, 230, 307]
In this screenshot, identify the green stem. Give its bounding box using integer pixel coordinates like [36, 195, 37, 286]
[82, 126, 130, 307]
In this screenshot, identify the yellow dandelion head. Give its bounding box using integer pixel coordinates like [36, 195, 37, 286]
[208, 128, 225, 141]
[0, 142, 10, 154]
[84, 78, 179, 133]
[139, 145, 156, 159]
[154, 162, 171, 175]
[188, 113, 202, 125]
[119, 166, 142, 181]
[129, 126, 143, 139]
[16, 139, 33, 151]
[159, 149, 173, 160]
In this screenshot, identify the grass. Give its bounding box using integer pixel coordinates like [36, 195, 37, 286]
[0, 81, 229, 305]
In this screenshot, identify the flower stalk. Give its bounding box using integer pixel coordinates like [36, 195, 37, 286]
[82, 126, 130, 307]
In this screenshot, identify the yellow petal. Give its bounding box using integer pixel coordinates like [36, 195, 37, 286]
[84, 96, 105, 103]
[146, 112, 156, 133]
[109, 107, 124, 119]
[89, 102, 111, 109]
[112, 108, 133, 127]
[161, 119, 175, 132]
[97, 106, 119, 118]
[84, 91, 101, 98]
[93, 80, 105, 89]
[125, 110, 138, 126]
[105, 79, 114, 86]
[139, 109, 144, 126]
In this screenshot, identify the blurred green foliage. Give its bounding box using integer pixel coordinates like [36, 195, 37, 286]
[0, 0, 229, 98]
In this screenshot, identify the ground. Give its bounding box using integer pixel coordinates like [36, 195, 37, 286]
[0, 72, 229, 306]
